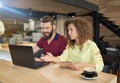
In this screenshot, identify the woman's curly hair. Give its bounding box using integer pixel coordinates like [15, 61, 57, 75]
[64, 17, 92, 48]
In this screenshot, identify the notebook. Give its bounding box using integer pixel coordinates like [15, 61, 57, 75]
[9, 45, 49, 69]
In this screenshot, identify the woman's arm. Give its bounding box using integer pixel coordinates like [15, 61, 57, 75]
[41, 52, 60, 62]
[68, 62, 96, 70]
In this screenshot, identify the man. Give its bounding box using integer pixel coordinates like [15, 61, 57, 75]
[33, 16, 67, 57]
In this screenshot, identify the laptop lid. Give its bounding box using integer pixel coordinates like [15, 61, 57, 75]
[9, 45, 48, 69]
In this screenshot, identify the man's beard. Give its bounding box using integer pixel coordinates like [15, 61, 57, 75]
[43, 30, 53, 40]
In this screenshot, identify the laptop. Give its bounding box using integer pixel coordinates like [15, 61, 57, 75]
[9, 45, 49, 69]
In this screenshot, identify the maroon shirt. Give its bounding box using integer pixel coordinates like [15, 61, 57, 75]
[37, 33, 67, 57]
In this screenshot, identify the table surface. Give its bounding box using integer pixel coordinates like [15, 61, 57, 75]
[0, 59, 117, 83]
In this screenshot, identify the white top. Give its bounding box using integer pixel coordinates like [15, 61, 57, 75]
[0, 21, 5, 35]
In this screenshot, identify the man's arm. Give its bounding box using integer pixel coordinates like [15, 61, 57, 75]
[33, 45, 40, 53]
[41, 52, 60, 62]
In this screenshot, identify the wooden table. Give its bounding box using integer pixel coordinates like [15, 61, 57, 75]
[0, 59, 117, 83]
[16, 42, 36, 47]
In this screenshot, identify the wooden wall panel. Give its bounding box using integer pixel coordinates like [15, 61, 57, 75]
[99, 24, 120, 47]
[84, 16, 120, 47]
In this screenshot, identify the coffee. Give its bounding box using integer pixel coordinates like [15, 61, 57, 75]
[83, 68, 97, 78]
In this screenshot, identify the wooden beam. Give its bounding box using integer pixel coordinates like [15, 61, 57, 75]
[107, 0, 120, 6]
[114, 23, 120, 26]
[55, 0, 98, 11]
[109, 18, 120, 21]
[103, 12, 120, 18]
[99, 0, 109, 9]
[101, 5, 120, 11]
[85, 0, 99, 5]
[99, 0, 120, 13]
[99, 0, 120, 7]
[100, 8, 120, 14]
[114, 21, 120, 25]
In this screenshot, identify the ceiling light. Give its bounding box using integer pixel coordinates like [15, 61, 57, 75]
[0, 3, 3, 7]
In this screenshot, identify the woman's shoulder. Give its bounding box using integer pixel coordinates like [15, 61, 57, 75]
[86, 39, 96, 44]
[84, 39, 97, 47]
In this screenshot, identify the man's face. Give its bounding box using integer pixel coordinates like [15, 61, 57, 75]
[41, 22, 54, 39]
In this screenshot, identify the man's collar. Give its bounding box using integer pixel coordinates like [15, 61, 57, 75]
[43, 33, 58, 40]
[53, 33, 59, 40]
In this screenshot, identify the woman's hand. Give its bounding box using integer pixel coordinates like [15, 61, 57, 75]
[41, 52, 54, 62]
[67, 62, 96, 70]
[67, 62, 84, 70]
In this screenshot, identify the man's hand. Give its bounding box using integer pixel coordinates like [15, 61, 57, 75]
[41, 52, 54, 62]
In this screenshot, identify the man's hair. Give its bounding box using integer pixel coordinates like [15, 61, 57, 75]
[41, 16, 54, 25]
[64, 17, 92, 48]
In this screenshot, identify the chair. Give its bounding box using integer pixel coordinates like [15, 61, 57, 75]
[102, 65, 111, 73]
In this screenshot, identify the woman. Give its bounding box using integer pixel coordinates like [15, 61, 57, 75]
[41, 17, 104, 72]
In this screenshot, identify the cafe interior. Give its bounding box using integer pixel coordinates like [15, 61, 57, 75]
[0, 0, 120, 83]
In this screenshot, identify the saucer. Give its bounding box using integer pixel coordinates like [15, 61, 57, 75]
[80, 73, 98, 80]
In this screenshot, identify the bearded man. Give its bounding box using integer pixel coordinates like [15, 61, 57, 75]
[33, 16, 67, 57]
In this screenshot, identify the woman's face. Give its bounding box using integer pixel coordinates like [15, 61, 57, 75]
[67, 23, 78, 40]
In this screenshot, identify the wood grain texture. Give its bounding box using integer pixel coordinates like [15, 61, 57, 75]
[0, 60, 117, 83]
